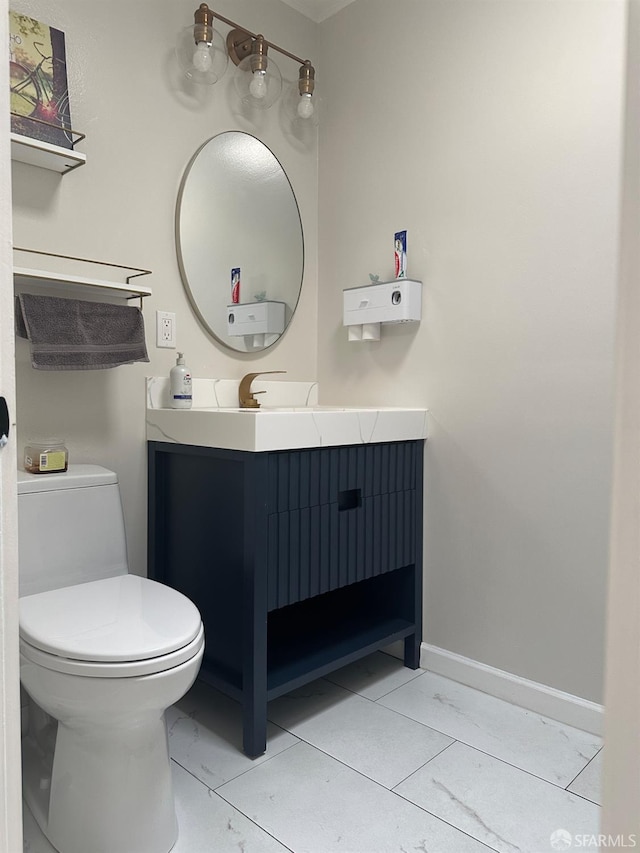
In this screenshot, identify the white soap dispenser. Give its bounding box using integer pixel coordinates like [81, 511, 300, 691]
[170, 352, 192, 409]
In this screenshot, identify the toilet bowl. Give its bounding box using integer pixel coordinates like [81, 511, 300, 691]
[18, 466, 204, 853]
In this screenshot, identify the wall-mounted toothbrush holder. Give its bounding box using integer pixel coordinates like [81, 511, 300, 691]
[343, 279, 422, 342]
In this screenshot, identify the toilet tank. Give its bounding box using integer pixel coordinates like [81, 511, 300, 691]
[18, 464, 129, 597]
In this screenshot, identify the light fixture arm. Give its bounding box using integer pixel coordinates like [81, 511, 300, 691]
[192, 4, 313, 69]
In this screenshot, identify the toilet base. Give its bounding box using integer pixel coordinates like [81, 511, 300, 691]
[22, 706, 178, 853]
[20, 646, 204, 853]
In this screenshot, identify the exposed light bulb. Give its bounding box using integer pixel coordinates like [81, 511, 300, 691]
[249, 69, 267, 99]
[193, 41, 212, 73]
[297, 92, 314, 119]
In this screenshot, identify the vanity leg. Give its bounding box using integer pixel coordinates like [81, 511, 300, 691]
[404, 633, 421, 670]
[241, 600, 267, 757]
[242, 697, 267, 758]
[242, 456, 269, 758]
[241, 598, 268, 756]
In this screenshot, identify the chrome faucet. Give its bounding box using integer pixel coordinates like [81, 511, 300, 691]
[238, 371, 286, 409]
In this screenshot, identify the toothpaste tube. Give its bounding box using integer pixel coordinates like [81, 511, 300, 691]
[394, 231, 407, 279]
[231, 267, 241, 304]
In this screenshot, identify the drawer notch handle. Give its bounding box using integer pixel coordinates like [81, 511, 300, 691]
[338, 488, 362, 511]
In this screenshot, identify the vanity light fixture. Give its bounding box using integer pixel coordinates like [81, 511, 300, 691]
[176, 4, 317, 118]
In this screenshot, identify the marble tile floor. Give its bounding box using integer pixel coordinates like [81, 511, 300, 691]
[23, 652, 603, 853]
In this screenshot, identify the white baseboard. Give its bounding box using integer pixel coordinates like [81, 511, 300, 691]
[420, 643, 604, 736]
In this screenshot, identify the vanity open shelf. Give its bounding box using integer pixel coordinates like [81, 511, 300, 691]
[10, 131, 86, 174]
[148, 438, 424, 757]
[266, 571, 417, 697]
[13, 248, 152, 302]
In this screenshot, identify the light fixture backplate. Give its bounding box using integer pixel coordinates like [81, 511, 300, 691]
[227, 29, 254, 66]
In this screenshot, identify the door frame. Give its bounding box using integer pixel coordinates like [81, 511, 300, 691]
[0, 0, 22, 848]
[601, 0, 640, 836]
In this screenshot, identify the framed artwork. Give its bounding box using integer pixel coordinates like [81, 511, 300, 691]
[9, 10, 73, 149]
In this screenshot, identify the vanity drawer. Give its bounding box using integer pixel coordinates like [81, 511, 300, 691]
[267, 489, 416, 611]
[266, 441, 420, 513]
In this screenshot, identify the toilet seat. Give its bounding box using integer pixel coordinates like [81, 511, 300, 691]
[20, 624, 204, 678]
[20, 574, 204, 678]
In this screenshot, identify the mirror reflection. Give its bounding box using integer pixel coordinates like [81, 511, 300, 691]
[176, 131, 304, 352]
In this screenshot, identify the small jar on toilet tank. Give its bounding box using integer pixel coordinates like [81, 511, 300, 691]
[24, 438, 69, 474]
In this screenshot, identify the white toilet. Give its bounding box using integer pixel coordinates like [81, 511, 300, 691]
[18, 464, 204, 853]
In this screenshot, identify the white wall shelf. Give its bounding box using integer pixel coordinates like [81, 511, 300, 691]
[10, 132, 87, 174]
[13, 249, 152, 303]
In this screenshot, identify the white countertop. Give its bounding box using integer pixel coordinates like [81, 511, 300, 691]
[146, 378, 427, 452]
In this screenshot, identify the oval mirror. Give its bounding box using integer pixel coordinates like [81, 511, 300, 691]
[176, 132, 304, 352]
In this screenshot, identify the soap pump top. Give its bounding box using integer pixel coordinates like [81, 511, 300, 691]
[170, 352, 192, 409]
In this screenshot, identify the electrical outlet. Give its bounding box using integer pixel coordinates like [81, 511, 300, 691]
[156, 311, 176, 348]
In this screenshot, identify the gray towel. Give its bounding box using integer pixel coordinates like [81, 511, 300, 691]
[15, 293, 150, 370]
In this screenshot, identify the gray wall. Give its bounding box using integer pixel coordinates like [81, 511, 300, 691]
[317, 0, 625, 703]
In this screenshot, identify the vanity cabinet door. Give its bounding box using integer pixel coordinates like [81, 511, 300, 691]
[266, 442, 420, 610]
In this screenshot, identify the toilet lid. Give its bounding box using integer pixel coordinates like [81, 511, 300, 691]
[19, 575, 202, 662]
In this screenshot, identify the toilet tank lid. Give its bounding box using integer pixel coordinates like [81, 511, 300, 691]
[18, 464, 118, 494]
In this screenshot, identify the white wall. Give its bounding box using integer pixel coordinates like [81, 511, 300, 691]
[318, 0, 625, 703]
[11, 0, 319, 576]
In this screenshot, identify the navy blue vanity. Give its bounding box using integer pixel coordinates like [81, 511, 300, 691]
[147, 438, 424, 757]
